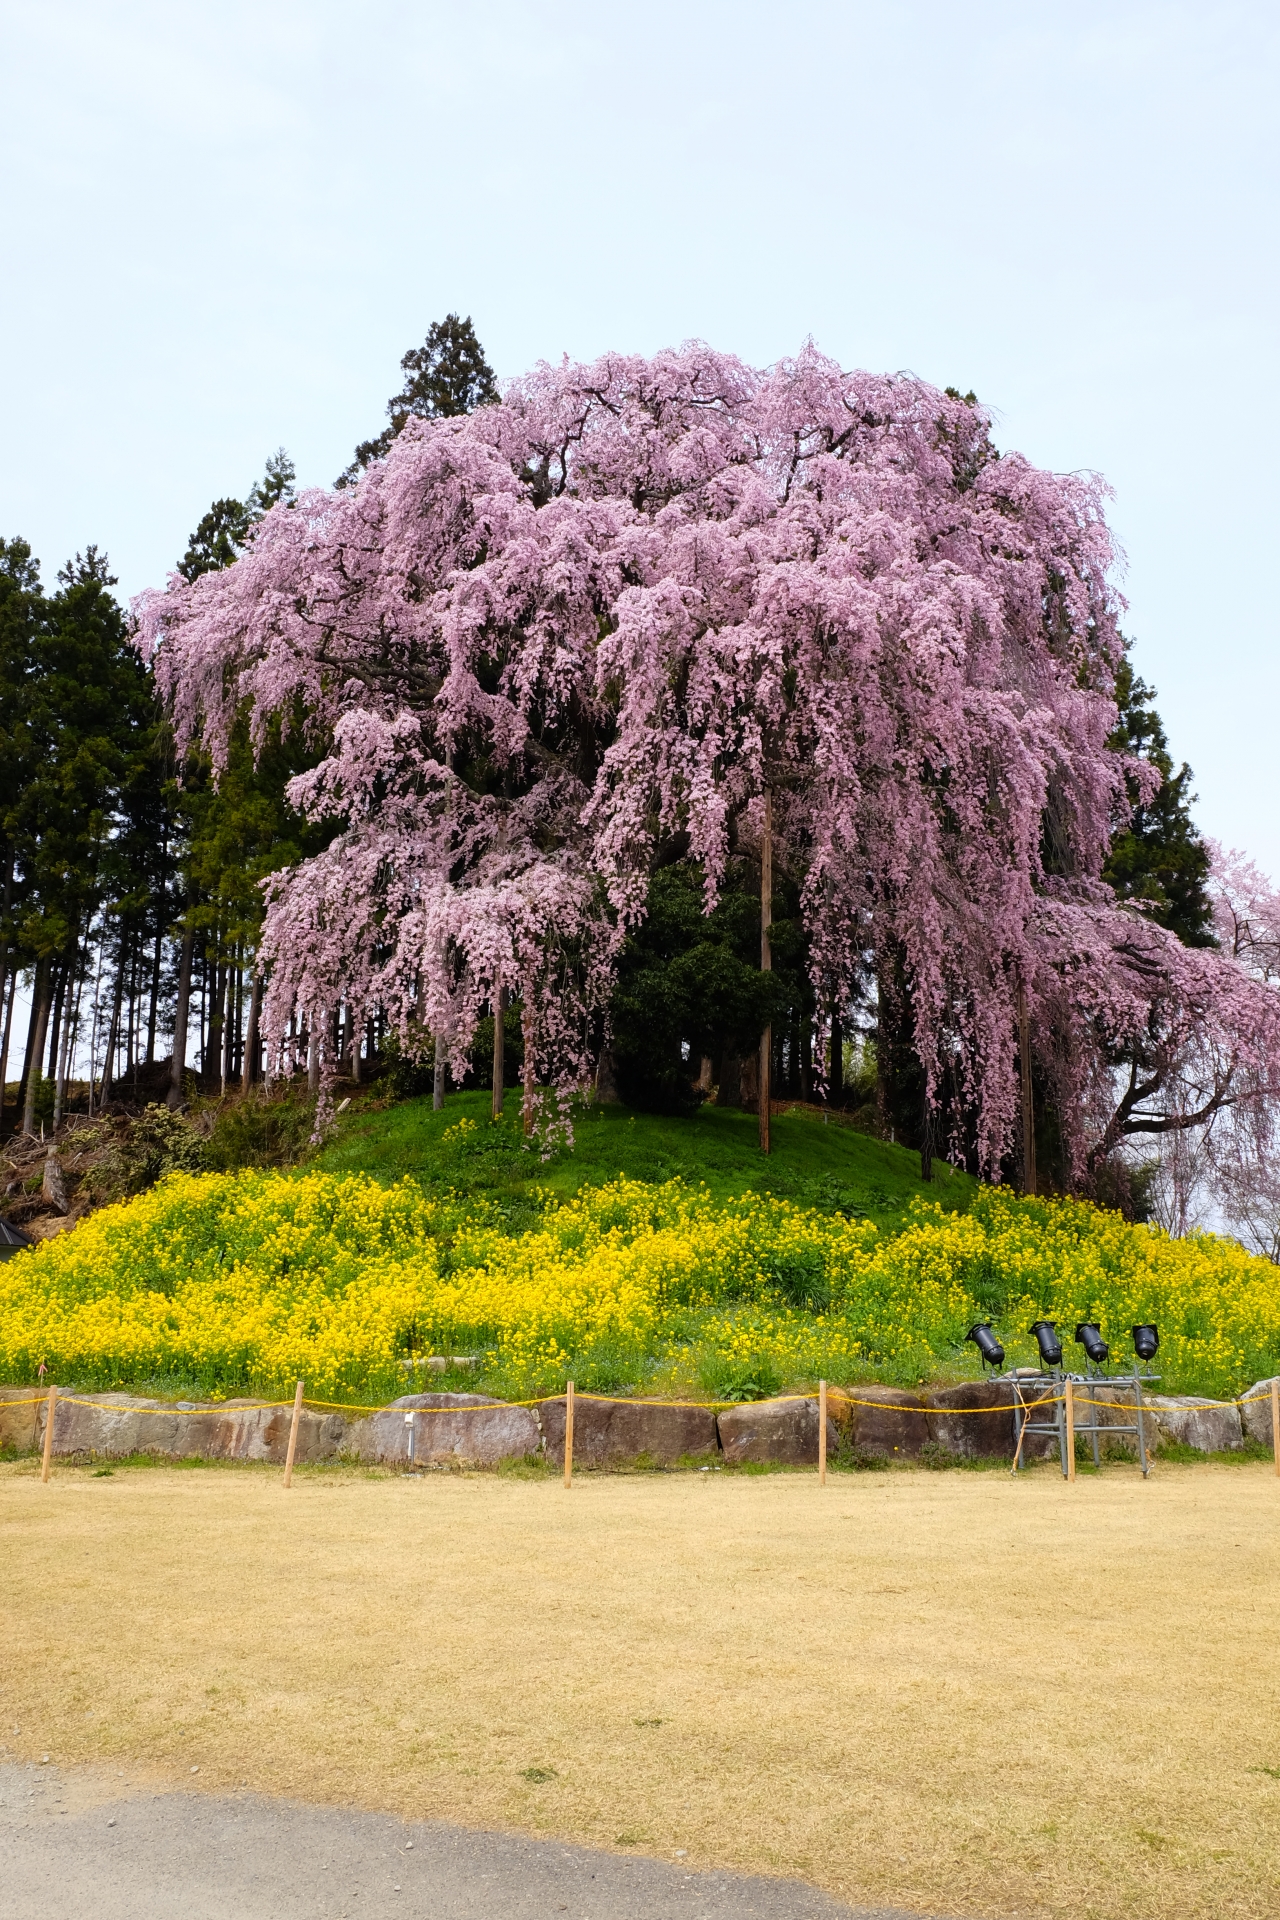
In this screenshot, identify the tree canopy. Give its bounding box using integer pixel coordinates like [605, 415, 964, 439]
[134, 341, 1280, 1174]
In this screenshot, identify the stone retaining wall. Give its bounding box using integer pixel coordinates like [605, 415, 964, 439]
[2, 1379, 1275, 1470]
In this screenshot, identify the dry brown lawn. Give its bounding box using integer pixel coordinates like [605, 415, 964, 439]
[1, 1455, 1278, 1920]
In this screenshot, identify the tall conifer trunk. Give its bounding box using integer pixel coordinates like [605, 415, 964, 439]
[53, 956, 84, 1130]
[243, 968, 262, 1088]
[100, 948, 125, 1109]
[0, 967, 16, 1135]
[146, 924, 163, 1064]
[169, 930, 194, 1106]
[21, 959, 53, 1135]
[45, 958, 67, 1083]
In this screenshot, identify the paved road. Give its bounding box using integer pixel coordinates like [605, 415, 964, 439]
[0, 1762, 950, 1920]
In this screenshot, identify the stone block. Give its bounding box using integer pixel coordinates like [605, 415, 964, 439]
[538, 1395, 718, 1468]
[1076, 1385, 1241, 1455]
[716, 1394, 837, 1467]
[347, 1392, 540, 1468]
[35, 1392, 347, 1464]
[924, 1382, 1017, 1458]
[172, 1403, 346, 1464]
[1240, 1379, 1279, 1447]
[830, 1385, 929, 1460]
[1147, 1395, 1242, 1453]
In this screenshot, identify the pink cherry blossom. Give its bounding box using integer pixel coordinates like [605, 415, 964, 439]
[134, 343, 1280, 1174]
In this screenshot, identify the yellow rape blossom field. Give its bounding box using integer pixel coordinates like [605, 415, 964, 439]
[2, 1164, 1277, 1403]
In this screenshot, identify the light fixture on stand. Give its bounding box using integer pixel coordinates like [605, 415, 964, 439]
[1075, 1323, 1110, 1370]
[1030, 1320, 1063, 1368]
[966, 1322, 1005, 1371]
[1132, 1324, 1160, 1363]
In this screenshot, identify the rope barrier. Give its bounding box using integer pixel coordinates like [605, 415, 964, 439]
[7, 1382, 1275, 1422]
[9, 1387, 1070, 1419]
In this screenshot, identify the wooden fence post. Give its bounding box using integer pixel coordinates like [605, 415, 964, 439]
[564, 1380, 574, 1489]
[1271, 1379, 1279, 1480]
[40, 1385, 57, 1484]
[1064, 1379, 1076, 1483]
[283, 1380, 304, 1488]
[818, 1381, 827, 1486]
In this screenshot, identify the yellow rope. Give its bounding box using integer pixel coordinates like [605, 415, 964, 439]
[28, 1387, 1065, 1419]
[11, 1383, 1273, 1422]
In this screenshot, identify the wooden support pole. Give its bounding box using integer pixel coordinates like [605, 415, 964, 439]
[492, 987, 505, 1120]
[1272, 1379, 1279, 1479]
[564, 1380, 574, 1489]
[522, 993, 536, 1139]
[1064, 1378, 1076, 1482]
[759, 788, 772, 1156]
[818, 1380, 827, 1486]
[283, 1379, 304, 1488]
[1017, 978, 1036, 1197]
[41, 1385, 57, 1483]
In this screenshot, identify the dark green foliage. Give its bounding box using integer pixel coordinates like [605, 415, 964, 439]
[203, 1087, 317, 1171]
[0, 539, 43, 862]
[10, 547, 158, 962]
[178, 450, 295, 583]
[179, 712, 327, 953]
[1103, 656, 1214, 947]
[607, 860, 791, 1113]
[698, 1354, 784, 1402]
[761, 1244, 832, 1312]
[338, 314, 498, 485]
[178, 498, 253, 582]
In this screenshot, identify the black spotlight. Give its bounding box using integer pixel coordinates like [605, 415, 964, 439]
[1132, 1323, 1160, 1362]
[966, 1322, 1005, 1370]
[1075, 1322, 1110, 1366]
[1030, 1320, 1063, 1367]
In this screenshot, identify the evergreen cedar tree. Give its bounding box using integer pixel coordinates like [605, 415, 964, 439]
[0, 544, 163, 1128]
[1102, 659, 1214, 948]
[336, 314, 500, 487]
[134, 343, 1280, 1180]
[179, 450, 297, 581]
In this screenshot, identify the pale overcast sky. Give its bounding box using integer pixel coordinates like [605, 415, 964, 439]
[3, 0, 1278, 869]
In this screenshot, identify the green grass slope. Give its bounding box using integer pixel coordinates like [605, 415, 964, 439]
[313, 1089, 973, 1231]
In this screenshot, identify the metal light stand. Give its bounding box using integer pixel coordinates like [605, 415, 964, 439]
[1010, 1369, 1070, 1477]
[1010, 1362, 1159, 1477]
[1062, 1362, 1159, 1479]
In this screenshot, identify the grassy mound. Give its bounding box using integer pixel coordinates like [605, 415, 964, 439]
[312, 1088, 968, 1229]
[2, 1131, 1275, 1402]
